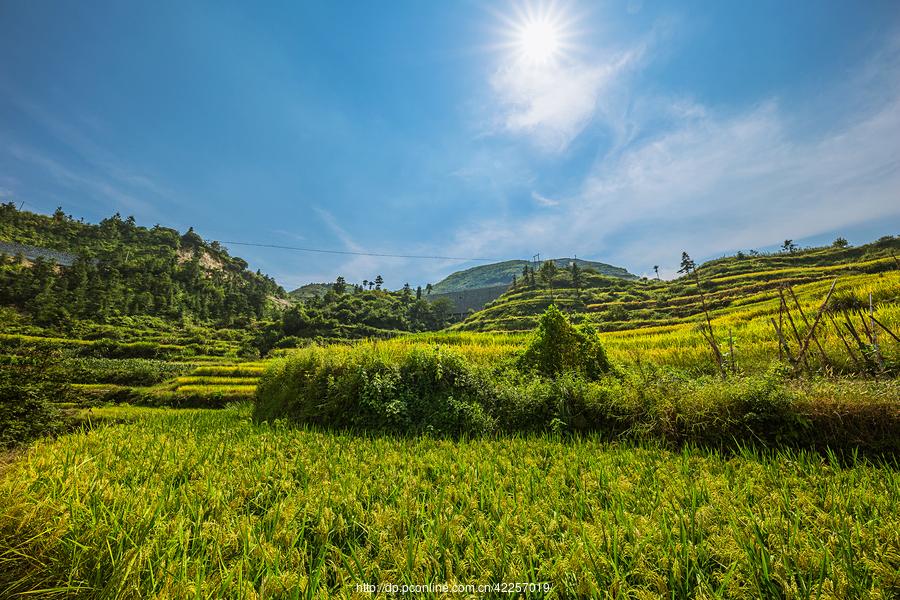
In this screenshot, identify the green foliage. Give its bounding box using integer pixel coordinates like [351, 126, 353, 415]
[0, 204, 284, 325]
[252, 288, 455, 354]
[254, 340, 899, 452]
[255, 346, 495, 435]
[518, 305, 612, 379]
[0, 351, 67, 449]
[456, 235, 900, 333]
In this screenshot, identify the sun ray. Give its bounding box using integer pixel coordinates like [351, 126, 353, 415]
[490, 1, 580, 67]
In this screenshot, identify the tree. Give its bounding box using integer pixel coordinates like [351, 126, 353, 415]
[430, 297, 454, 327]
[678, 252, 695, 275]
[781, 239, 797, 253]
[425, 283, 433, 296]
[539, 261, 558, 302]
[570, 261, 582, 290]
[362, 279, 369, 290]
[511, 275, 517, 287]
[332, 276, 347, 295]
[416, 285, 422, 300]
[374, 275, 384, 290]
[653, 265, 660, 280]
[833, 237, 849, 248]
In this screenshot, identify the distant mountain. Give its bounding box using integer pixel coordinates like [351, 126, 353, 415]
[289, 283, 332, 300]
[431, 258, 635, 293]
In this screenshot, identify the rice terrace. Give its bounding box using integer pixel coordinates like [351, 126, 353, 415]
[2, 2, 900, 599]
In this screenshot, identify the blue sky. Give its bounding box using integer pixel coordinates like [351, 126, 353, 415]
[2, 0, 899, 289]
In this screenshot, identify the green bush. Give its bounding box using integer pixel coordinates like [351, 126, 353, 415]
[255, 346, 495, 435]
[0, 352, 67, 449]
[255, 345, 899, 453]
[518, 305, 612, 379]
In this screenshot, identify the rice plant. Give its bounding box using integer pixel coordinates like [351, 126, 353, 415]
[1, 405, 897, 598]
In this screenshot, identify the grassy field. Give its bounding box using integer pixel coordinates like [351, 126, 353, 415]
[1, 404, 898, 599]
[2, 242, 899, 598]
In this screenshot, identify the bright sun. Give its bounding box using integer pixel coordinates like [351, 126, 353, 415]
[517, 18, 562, 64]
[498, 3, 574, 67]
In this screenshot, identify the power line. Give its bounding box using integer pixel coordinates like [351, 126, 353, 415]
[219, 240, 506, 262]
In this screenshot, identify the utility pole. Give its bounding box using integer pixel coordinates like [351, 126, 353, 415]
[532, 253, 540, 270]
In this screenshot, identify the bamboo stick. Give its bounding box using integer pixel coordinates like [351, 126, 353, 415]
[794, 279, 837, 368]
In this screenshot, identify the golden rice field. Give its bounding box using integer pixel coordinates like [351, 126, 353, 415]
[365, 271, 900, 376]
[1, 404, 898, 599]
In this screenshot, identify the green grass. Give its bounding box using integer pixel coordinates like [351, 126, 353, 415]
[1, 405, 897, 598]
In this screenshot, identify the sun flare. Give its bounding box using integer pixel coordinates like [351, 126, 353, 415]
[517, 18, 562, 64]
[497, 3, 576, 67]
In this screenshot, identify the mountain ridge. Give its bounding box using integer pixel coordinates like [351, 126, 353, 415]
[431, 258, 634, 294]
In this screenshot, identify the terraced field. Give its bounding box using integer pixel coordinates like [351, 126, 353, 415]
[169, 363, 269, 397]
[455, 238, 900, 333]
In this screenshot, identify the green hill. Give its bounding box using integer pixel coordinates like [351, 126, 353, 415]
[454, 237, 900, 332]
[288, 283, 331, 300]
[0, 203, 285, 326]
[431, 258, 634, 293]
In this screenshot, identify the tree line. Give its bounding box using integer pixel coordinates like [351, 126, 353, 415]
[0, 204, 284, 326]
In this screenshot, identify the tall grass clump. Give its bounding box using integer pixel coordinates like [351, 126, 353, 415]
[255, 345, 495, 435]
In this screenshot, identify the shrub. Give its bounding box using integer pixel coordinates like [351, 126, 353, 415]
[0, 351, 67, 449]
[255, 346, 495, 435]
[255, 345, 900, 452]
[518, 305, 612, 380]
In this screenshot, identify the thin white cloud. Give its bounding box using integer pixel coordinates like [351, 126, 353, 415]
[312, 206, 411, 286]
[2, 141, 159, 217]
[531, 190, 559, 207]
[489, 46, 642, 152]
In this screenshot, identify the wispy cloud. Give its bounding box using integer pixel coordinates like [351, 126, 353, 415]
[0, 86, 177, 221]
[457, 35, 900, 276]
[489, 46, 643, 152]
[2, 141, 160, 217]
[531, 190, 559, 207]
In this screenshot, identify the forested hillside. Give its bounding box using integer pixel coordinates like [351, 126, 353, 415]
[455, 236, 900, 332]
[431, 257, 634, 293]
[0, 204, 285, 325]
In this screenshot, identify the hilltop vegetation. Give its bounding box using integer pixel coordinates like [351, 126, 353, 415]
[431, 257, 634, 293]
[287, 282, 331, 300]
[0, 204, 285, 326]
[457, 236, 900, 332]
[249, 283, 456, 354]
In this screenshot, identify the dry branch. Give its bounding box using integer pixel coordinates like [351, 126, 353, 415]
[793, 279, 837, 369]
